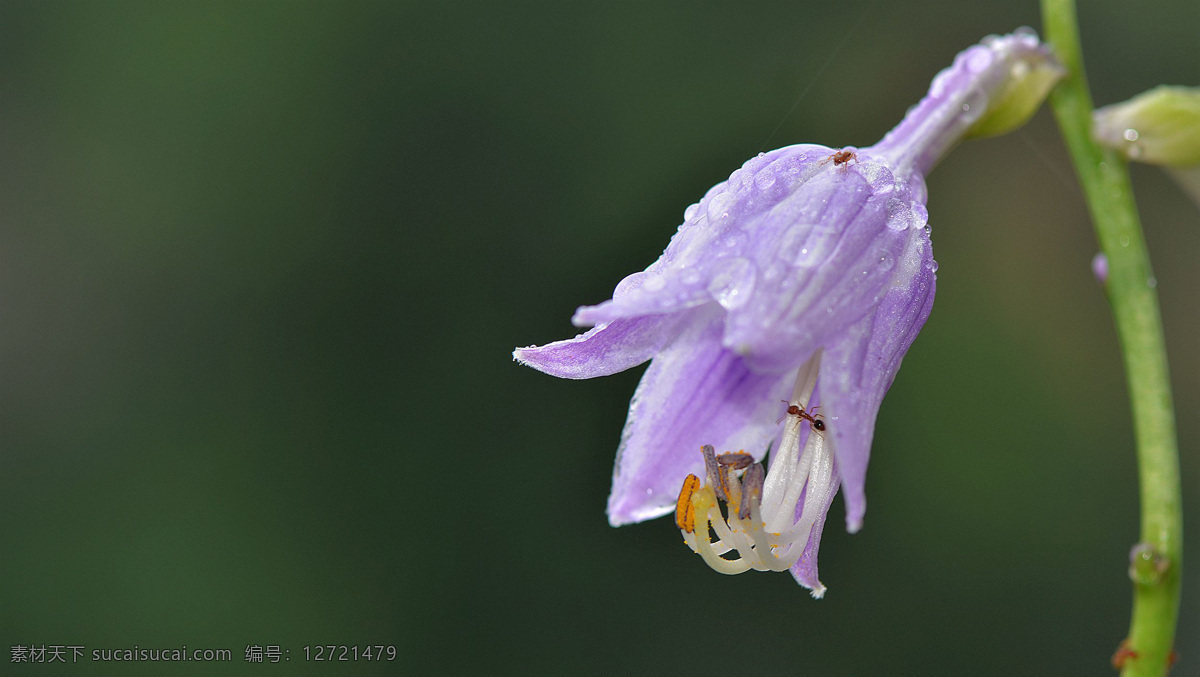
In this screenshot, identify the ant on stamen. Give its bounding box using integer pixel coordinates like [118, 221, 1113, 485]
[776, 400, 826, 431]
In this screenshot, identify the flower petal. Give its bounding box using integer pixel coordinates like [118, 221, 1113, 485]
[721, 158, 924, 373]
[820, 250, 936, 532]
[573, 144, 835, 329]
[606, 308, 795, 526]
[790, 456, 841, 596]
[512, 313, 691, 380]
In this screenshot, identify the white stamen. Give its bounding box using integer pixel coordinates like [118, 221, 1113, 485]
[676, 351, 838, 591]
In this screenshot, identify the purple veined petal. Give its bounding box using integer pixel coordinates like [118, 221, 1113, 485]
[607, 307, 796, 526]
[573, 144, 839, 329]
[720, 157, 924, 373]
[820, 256, 936, 532]
[513, 312, 693, 380]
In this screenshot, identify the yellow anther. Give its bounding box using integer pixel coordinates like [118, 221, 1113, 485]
[675, 474, 701, 533]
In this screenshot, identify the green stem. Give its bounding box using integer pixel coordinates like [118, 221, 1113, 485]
[1040, 1, 1182, 675]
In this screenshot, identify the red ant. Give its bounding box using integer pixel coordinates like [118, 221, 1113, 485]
[831, 150, 856, 166]
[776, 400, 826, 432]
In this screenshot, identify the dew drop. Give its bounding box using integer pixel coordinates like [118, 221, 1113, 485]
[960, 89, 988, 123]
[1013, 25, 1038, 40]
[886, 197, 911, 231]
[930, 260, 940, 273]
[929, 69, 953, 98]
[683, 203, 699, 221]
[754, 171, 777, 190]
[1123, 128, 1139, 142]
[910, 203, 929, 230]
[875, 250, 895, 271]
[966, 48, 994, 73]
[707, 193, 734, 222]
[707, 258, 755, 311]
[1120, 235, 1130, 247]
[924, 224, 932, 235]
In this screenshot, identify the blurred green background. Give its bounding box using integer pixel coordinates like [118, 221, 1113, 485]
[2, 1, 1197, 675]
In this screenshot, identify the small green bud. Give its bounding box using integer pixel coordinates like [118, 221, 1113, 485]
[1093, 86, 1200, 166]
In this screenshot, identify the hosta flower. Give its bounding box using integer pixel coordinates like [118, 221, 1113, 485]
[514, 31, 1060, 595]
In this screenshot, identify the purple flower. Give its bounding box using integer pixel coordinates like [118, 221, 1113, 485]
[515, 31, 1060, 595]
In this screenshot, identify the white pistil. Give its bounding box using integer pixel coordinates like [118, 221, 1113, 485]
[676, 352, 836, 595]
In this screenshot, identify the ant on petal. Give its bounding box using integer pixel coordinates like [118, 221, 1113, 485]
[831, 149, 856, 166]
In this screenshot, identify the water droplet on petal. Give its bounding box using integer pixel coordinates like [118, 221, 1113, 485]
[875, 250, 895, 271]
[707, 258, 755, 311]
[754, 171, 776, 190]
[1123, 129, 1139, 142]
[886, 198, 912, 231]
[683, 203, 699, 221]
[930, 260, 939, 273]
[924, 224, 932, 235]
[1013, 25, 1038, 40]
[966, 48, 994, 73]
[960, 89, 988, 124]
[910, 203, 929, 230]
[707, 193, 734, 222]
